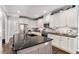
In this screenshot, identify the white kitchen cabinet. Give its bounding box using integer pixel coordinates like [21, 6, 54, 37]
[50, 9, 67, 27]
[45, 43, 52, 54]
[58, 36, 77, 54]
[38, 42, 52, 54]
[59, 36, 77, 53]
[78, 38, 79, 52]
[59, 11, 67, 27]
[65, 7, 78, 27]
[58, 7, 77, 27]
[59, 36, 68, 51]
[50, 15, 54, 28]
[48, 34, 60, 47]
[67, 37, 74, 53]
[17, 41, 52, 54]
[48, 34, 78, 54]
[51, 35, 69, 52]
[17, 44, 39, 54]
[50, 13, 61, 27]
[65, 37, 78, 53]
[50, 7, 77, 28]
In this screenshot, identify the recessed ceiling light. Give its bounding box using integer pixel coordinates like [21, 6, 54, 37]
[17, 10, 21, 13]
[0, 11, 2, 17]
[44, 10, 47, 13]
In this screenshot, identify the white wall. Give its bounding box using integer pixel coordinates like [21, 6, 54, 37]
[0, 6, 8, 43]
[77, 6, 79, 52]
[0, 9, 3, 44]
[7, 17, 37, 40]
[37, 19, 43, 28]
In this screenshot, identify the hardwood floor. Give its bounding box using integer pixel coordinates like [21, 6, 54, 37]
[52, 46, 70, 54]
[0, 43, 13, 54]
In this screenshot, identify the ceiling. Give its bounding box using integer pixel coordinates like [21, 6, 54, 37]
[5, 5, 65, 18]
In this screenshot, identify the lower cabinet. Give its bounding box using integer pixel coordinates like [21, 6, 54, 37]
[59, 37, 68, 51]
[78, 37, 79, 52]
[48, 34, 78, 54]
[48, 34, 60, 47]
[17, 41, 52, 54]
[68, 37, 78, 53]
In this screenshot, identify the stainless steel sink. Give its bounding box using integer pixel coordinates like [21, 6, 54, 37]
[27, 34, 38, 37]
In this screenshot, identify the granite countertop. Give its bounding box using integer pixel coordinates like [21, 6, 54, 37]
[44, 27, 78, 38]
[13, 36, 53, 51]
[47, 32, 78, 38]
[30, 31, 77, 38]
[30, 27, 78, 38]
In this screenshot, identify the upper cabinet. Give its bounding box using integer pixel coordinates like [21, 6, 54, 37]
[50, 13, 62, 27]
[37, 6, 78, 29]
[50, 7, 78, 28]
[63, 7, 78, 27]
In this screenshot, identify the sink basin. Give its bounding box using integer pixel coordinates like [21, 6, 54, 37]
[28, 34, 37, 36]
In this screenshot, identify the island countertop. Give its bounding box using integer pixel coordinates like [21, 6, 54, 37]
[13, 36, 53, 51]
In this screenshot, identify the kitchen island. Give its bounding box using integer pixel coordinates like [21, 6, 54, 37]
[12, 35, 53, 54]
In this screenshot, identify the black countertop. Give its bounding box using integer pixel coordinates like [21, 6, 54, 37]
[13, 36, 53, 51]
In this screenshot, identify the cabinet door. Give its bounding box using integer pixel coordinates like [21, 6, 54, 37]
[78, 37, 79, 52]
[38, 43, 46, 54]
[44, 42, 52, 54]
[60, 37, 77, 53]
[67, 37, 74, 53]
[59, 36, 68, 51]
[17, 48, 39, 54]
[26, 50, 39, 54]
[66, 8, 77, 27]
[50, 13, 61, 27]
[72, 37, 78, 53]
[17, 45, 39, 54]
[38, 42, 52, 54]
[68, 37, 78, 53]
[59, 11, 67, 27]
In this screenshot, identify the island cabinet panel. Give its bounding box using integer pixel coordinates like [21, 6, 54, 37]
[78, 37, 79, 52]
[17, 41, 52, 54]
[38, 41, 52, 54]
[17, 44, 39, 54]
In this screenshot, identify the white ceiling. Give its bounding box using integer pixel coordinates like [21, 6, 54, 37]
[5, 5, 65, 18]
